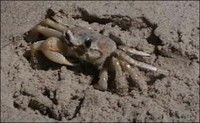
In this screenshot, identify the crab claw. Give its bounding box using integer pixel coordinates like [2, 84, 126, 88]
[31, 37, 76, 66]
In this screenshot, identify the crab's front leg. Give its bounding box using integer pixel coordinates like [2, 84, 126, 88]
[31, 37, 75, 66]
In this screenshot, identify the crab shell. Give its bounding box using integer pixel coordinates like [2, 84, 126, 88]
[65, 27, 117, 68]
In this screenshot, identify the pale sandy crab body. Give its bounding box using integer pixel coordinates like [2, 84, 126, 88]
[31, 18, 168, 95]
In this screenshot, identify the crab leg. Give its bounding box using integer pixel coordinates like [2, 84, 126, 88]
[115, 49, 157, 71]
[112, 57, 128, 95]
[39, 18, 67, 32]
[31, 37, 75, 66]
[115, 50, 168, 75]
[120, 61, 148, 95]
[32, 25, 63, 39]
[118, 45, 150, 57]
[94, 68, 108, 91]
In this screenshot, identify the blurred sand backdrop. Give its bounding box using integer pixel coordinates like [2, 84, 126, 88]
[1, 1, 199, 122]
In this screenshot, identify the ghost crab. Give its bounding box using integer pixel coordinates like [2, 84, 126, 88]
[31, 17, 168, 95]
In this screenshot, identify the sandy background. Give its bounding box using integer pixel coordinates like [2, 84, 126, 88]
[1, 1, 199, 122]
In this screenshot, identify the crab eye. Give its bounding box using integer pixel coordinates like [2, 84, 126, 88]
[84, 38, 92, 48]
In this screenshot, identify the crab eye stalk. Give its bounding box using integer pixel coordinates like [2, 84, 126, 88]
[63, 30, 81, 46]
[64, 31, 70, 41]
[84, 37, 92, 48]
[63, 30, 71, 44]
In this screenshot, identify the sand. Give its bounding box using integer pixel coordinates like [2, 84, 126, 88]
[1, 1, 199, 122]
